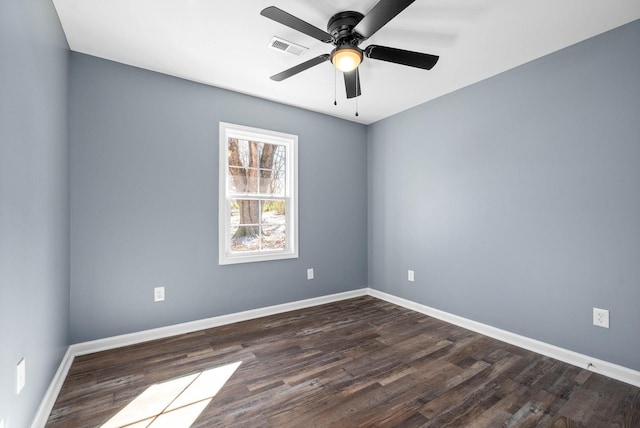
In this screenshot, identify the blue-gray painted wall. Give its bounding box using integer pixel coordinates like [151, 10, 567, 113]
[69, 53, 368, 342]
[0, 0, 70, 426]
[368, 20, 640, 371]
[1, 2, 638, 424]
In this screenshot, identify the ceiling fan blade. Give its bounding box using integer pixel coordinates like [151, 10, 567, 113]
[365, 45, 439, 70]
[261, 6, 333, 43]
[353, 0, 415, 40]
[344, 69, 362, 99]
[270, 54, 330, 81]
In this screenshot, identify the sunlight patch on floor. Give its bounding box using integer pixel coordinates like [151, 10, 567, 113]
[101, 361, 242, 428]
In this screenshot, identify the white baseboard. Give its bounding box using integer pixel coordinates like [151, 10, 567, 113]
[368, 288, 640, 388]
[31, 288, 368, 427]
[70, 288, 369, 356]
[31, 347, 76, 428]
[32, 286, 639, 427]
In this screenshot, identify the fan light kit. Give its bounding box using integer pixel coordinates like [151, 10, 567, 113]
[261, 0, 439, 101]
[331, 47, 363, 72]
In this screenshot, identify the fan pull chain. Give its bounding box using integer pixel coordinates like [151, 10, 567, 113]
[355, 69, 359, 117]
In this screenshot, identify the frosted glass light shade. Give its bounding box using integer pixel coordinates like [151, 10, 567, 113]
[331, 48, 362, 72]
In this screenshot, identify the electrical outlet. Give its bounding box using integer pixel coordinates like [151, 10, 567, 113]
[154, 287, 165, 302]
[408, 270, 415, 282]
[16, 358, 26, 394]
[593, 308, 609, 328]
[307, 268, 314, 280]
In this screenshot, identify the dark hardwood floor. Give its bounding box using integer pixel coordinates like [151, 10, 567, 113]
[46, 296, 640, 427]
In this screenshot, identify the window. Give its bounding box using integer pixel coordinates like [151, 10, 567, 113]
[219, 122, 298, 265]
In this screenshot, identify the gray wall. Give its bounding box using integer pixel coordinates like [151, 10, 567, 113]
[368, 20, 640, 370]
[1, 4, 637, 424]
[69, 53, 368, 342]
[0, 0, 70, 427]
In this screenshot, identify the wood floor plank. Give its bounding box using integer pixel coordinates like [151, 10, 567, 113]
[46, 296, 639, 427]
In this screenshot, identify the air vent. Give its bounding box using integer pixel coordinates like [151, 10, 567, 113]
[267, 37, 308, 56]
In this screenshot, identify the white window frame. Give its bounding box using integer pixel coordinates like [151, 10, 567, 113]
[219, 122, 298, 265]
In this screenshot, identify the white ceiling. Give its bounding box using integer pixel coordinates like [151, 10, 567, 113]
[52, 0, 640, 124]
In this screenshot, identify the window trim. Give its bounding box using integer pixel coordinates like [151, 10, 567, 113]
[218, 122, 298, 265]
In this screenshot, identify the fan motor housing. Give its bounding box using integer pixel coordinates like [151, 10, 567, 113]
[327, 11, 364, 43]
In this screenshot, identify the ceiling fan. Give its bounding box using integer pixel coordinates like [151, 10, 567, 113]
[261, 0, 439, 100]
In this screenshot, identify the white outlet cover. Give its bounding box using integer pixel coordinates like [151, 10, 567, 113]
[16, 358, 26, 394]
[593, 307, 610, 328]
[307, 268, 314, 280]
[408, 270, 415, 282]
[154, 287, 165, 302]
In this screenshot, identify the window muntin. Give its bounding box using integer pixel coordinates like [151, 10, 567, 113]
[219, 123, 298, 264]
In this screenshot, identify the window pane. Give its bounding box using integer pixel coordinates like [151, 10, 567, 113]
[230, 200, 240, 228]
[230, 224, 260, 252]
[261, 200, 286, 251]
[228, 139, 260, 194]
[231, 199, 259, 225]
[260, 169, 285, 196]
[271, 145, 286, 196]
[261, 224, 286, 250]
[245, 168, 259, 194]
[274, 169, 286, 196]
[229, 167, 261, 194]
[257, 143, 284, 196]
[230, 198, 260, 252]
[228, 167, 246, 193]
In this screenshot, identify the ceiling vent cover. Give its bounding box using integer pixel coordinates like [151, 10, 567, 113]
[268, 37, 308, 56]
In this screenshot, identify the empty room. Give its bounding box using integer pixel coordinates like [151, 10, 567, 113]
[1, 0, 639, 427]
